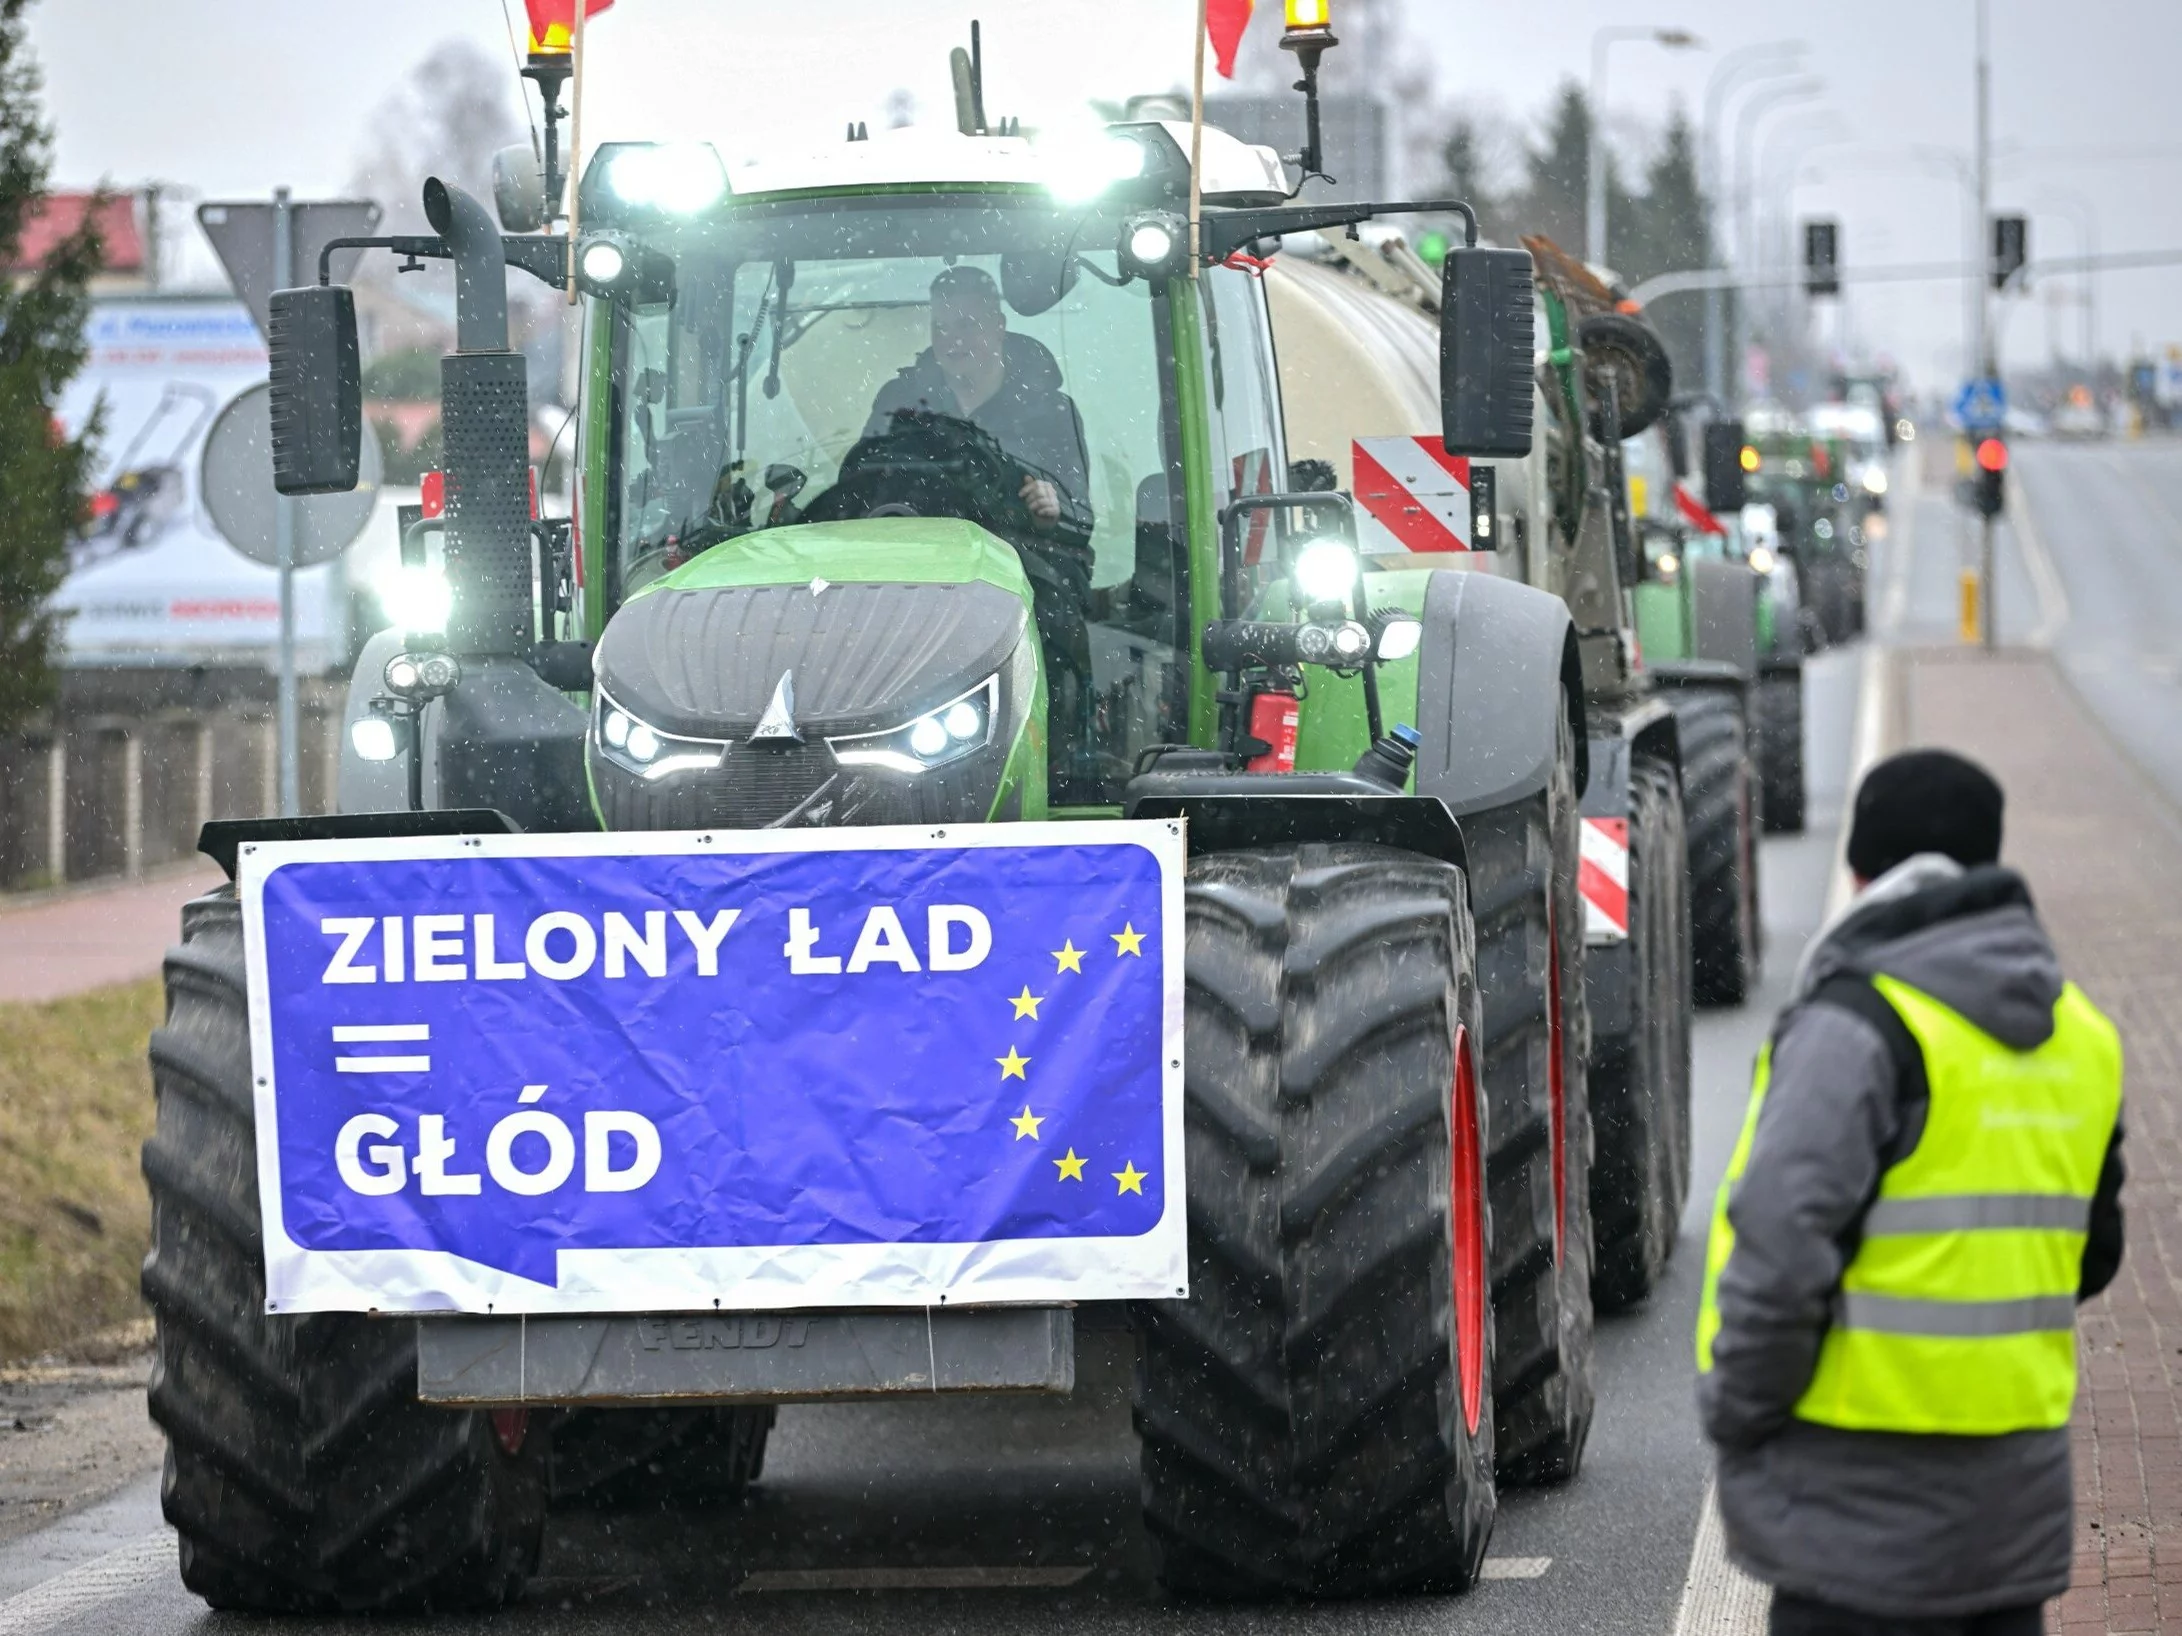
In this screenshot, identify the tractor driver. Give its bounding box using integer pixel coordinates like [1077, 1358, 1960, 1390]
[864, 265, 1091, 537]
[864, 265, 1100, 781]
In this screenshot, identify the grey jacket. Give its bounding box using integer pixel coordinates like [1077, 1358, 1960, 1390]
[1699, 856, 2126, 1618]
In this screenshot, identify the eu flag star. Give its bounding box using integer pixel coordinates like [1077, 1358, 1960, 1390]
[1113, 1161, 1147, 1195]
[1111, 923, 1145, 957]
[1010, 986, 1043, 1020]
[1052, 940, 1084, 973]
[1010, 1105, 1043, 1140]
[997, 1045, 1030, 1080]
[1054, 1148, 1087, 1181]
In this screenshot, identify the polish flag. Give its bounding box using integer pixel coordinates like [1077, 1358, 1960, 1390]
[1207, 0, 1253, 77]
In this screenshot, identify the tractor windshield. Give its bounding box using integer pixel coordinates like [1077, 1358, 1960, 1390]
[604, 196, 1180, 612]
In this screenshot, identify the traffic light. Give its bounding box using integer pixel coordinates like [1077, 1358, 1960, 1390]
[1703, 420, 1748, 512]
[1803, 219, 1840, 298]
[1973, 435, 2007, 518]
[1991, 215, 2028, 290]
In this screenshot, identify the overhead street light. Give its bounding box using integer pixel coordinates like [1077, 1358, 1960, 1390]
[1587, 24, 1706, 266]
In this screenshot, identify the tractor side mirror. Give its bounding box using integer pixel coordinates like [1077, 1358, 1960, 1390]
[1438, 245, 1535, 459]
[1703, 420, 1748, 513]
[267, 284, 362, 495]
[493, 142, 549, 233]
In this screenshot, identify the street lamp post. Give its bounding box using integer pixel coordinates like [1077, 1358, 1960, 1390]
[1701, 42, 1807, 400]
[1587, 24, 1704, 266]
[1728, 77, 1825, 400]
[2034, 186, 2098, 371]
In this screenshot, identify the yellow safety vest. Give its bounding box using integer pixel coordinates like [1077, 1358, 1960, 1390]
[1698, 975, 2121, 1436]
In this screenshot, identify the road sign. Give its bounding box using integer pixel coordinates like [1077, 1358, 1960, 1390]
[1955, 376, 2008, 431]
[201, 382, 382, 568]
[239, 823, 1188, 1314]
[196, 199, 381, 340]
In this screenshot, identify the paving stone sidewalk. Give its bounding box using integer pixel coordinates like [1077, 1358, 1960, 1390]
[0, 863, 221, 1005]
[1903, 648, 2182, 1635]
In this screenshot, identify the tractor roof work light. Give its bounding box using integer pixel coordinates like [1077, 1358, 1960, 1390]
[602, 142, 728, 214]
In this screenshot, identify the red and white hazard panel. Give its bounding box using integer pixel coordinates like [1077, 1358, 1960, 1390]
[1580, 818, 1630, 945]
[1354, 436, 1473, 555]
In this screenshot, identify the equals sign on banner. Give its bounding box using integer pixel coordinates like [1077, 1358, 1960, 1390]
[332, 1023, 431, 1074]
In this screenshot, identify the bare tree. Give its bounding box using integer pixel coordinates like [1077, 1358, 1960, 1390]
[348, 39, 528, 234]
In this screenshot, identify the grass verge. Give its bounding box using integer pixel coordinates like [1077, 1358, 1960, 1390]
[0, 977, 161, 1361]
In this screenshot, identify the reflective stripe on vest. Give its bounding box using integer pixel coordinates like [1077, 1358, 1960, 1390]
[1697, 976, 2121, 1437]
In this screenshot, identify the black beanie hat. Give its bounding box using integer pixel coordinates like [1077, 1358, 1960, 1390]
[1847, 749, 2005, 880]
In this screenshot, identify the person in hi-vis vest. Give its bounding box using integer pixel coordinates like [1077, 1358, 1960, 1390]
[1698, 750, 2124, 1636]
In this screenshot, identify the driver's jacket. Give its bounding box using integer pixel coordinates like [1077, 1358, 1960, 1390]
[865, 333, 1092, 531]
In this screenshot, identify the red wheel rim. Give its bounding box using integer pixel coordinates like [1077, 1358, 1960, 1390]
[1451, 1024, 1487, 1435]
[490, 1408, 530, 1456]
[1546, 903, 1566, 1265]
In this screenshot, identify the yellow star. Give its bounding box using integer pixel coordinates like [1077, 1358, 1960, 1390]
[1113, 1161, 1147, 1195]
[1054, 1148, 1087, 1181]
[1052, 940, 1084, 974]
[1009, 986, 1043, 1020]
[1010, 1105, 1043, 1141]
[1111, 922, 1145, 957]
[996, 1045, 1030, 1081]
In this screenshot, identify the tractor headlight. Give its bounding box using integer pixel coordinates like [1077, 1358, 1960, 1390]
[1861, 465, 1889, 496]
[1118, 211, 1189, 283]
[828, 674, 999, 776]
[1044, 133, 1150, 202]
[1292, 538, 1360, 608]
[350, 717, 401, 762]
[593, 687, 727, 780]
[378, 562, 451, 635]
[1375, 616, 1423, 662]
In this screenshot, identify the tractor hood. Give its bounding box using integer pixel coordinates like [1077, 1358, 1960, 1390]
[597, 521, 1032, 739]
[587, 518, 1043, 830]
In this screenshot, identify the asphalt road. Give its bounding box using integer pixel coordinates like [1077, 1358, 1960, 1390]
[0, 628, 1871, 1636]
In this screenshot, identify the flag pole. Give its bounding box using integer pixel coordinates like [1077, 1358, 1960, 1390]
[1189, 0, 1208, 281]
[565, 0, 588, 303]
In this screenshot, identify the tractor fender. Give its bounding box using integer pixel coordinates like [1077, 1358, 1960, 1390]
[1582, 695, 1679, 822]
[1413, 568, 1588, 817]
[1126, 787, 1467, 878]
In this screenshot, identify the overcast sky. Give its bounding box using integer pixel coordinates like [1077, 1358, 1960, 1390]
[29, 0, 2182, 393]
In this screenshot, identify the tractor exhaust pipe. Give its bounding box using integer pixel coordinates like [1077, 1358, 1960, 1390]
[422, 177, 531, 656]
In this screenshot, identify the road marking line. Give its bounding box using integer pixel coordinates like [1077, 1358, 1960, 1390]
[2006, 466, 2070, 648]
[736, 1565, 1094, 1593]
[1671, 1485, 1769, 1635]
[1479, 1556, 1552, 1580]
[1829, 638, 1894, 919]
[0, 1534, 170, 1636]
[1877, 464, 1919, 637]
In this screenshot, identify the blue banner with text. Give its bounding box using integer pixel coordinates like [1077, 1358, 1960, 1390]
[240, 824, 1186, 1314]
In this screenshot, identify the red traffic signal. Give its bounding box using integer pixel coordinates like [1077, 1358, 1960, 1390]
[1975, 437, 2009, 473]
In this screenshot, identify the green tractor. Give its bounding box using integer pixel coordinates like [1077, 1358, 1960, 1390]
[1626, 404, 1807, 842]
[140, 60, 1612, 1613]
[1741, 420, 1867, 649]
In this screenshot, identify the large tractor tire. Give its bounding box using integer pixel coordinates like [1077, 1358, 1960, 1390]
[1756, 670, 1807, 834]
[1673, 687, 1762, 1008]
[550, 1406, 775, 1507]
[1136, 844, 1496, 1597]
[1589, 754, 1694, 1312]
[1463, 695, 1594, 1486]
[142, 890, 548, 1614]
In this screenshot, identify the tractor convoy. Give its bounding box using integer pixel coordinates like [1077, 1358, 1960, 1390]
[138, 23, 1832, 1614]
